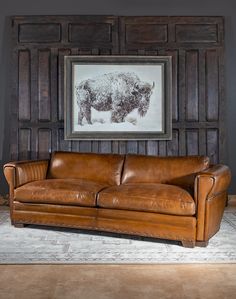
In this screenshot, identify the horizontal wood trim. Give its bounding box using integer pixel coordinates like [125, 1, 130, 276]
[18, 121, 221, 129]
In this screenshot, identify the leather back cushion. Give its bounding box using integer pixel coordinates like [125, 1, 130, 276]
[48, 152, 125, 185]
[122, 155, 210, 187]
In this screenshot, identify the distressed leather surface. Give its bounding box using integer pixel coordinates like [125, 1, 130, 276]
[122, 155, 210, 188]
[4, 160, 49, 188]
[3, 152, 231, 246]
[47, 151, 124, 186]
[195, 164, 231, 199]
[12, 205, 197, 242]
[98, 184, 195, 216]
[14, 179, 107, 207]
[194, 164, 231, 241]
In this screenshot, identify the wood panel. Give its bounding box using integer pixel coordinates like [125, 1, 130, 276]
[186, 50, 199, 121]
[167, 130, 179, 156]
[18, 129, 31, 160]
[119, 16, 224, 163]
[58, 49, 71, 121]
[186, 130, 199, 156]
[19, 23, 61, 43]
[38, 129, 52, 159]
[166, 50, 178, 121]
[175, 24, 218, 43]
[207, 129, 219, 164]
[125, 24, 168, 43]
[69, 23, 112, 43]
[38, 50, 51, 121]
[11, 16, 225, 165]
[206, 50, 219, 121]
[18, 50, 31, 121]
[58, 128, 71, 151]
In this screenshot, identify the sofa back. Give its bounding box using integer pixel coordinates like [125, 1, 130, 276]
[47, 152, 210, 188]
[47, 152, 124, 185]
[122, 155, 210, 188]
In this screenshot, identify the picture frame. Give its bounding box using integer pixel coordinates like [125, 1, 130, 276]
[64, 55, 172, 140]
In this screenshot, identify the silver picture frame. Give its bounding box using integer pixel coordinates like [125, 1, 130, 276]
[64, 55, 172, 140]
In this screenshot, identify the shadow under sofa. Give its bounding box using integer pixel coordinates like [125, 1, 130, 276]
[3, 151, 231, 248]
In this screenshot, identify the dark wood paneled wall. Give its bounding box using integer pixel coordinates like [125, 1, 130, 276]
[11, 16, 225, 163]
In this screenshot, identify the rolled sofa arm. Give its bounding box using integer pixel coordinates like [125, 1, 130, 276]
[4, 160, 49, 192]
[194, 164, 231, 241]
[195, 165, 231, 199]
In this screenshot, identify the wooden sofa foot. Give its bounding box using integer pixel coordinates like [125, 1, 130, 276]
[14, 223, 25, 228]
[181, 241, 195, 248]
[196, 241, 209, 247]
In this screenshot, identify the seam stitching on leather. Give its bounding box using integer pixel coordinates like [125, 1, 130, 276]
[13, 219, 195, 241]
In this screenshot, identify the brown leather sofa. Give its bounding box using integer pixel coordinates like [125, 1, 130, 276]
[3, 152, 231, 247]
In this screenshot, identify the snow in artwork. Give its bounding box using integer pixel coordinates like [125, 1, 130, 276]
[72, 64, 163, 132]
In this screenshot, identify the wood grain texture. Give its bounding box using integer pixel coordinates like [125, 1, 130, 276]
[69, 23, 112, 43]
[58, 49, 71, 121]
[58, 128, 71, 151]
[18, 50, 31, 121]
[186, 130, 199, 156]
[175, 24, 218, 43]
[207, 129, 219, 164]
[166, 50, 178, 122]
[125, 24, 168, 43]
[167, 130, 179, 156]
[38, 129, 52, 159]
[206, 50, 219, 121]
[38, 50, 51, 121]
[186, 50, 199, 121]
[11, 16, 225, 165]
[19, 23, 61, 43]
[18, 129, 31, 160]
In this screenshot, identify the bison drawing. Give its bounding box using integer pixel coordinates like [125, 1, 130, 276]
[75, 72, 155, 125]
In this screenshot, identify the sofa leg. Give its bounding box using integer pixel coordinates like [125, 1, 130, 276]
[196, 241, 209, 247]
[181, 241, 195, 248]
[14, 223, 25, 228]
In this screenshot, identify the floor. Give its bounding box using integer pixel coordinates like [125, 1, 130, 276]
[0, 264, 236, 299]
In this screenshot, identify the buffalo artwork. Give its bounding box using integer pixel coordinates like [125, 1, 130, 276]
[75, 72, 155, 125]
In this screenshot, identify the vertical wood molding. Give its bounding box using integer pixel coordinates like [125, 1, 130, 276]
[11, 16, 225, 163]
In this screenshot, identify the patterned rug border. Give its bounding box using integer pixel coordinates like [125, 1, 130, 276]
[1, 207, 236, 264]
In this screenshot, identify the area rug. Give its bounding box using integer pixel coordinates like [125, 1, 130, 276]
[0, 207, 236, 264]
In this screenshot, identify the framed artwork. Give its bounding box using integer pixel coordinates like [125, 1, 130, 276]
[64, 55, 172, 140]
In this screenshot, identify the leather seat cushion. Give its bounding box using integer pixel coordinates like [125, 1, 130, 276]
[14, 179, 107, 207]
[97, 184, 196, 216]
